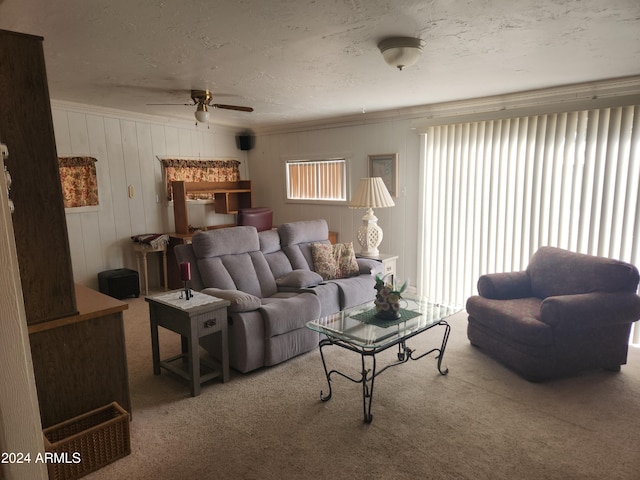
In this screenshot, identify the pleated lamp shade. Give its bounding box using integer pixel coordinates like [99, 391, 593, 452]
[349, 177, 395, 209]
[349, 178, 395, 257]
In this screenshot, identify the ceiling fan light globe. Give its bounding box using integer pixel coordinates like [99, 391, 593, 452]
[195, 104, 209, 123]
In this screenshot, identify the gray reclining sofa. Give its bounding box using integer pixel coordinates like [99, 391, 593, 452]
[175, 219, 382, 373]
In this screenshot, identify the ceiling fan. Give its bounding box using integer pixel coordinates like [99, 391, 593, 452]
[148, 89, 254, 123]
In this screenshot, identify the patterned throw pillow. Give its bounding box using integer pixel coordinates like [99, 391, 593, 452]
[311, 242, 360, 280]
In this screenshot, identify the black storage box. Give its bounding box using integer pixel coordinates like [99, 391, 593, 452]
[98, 268, 140, 299]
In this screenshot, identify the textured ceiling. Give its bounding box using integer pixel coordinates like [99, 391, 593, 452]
[1, 0, 639, 129]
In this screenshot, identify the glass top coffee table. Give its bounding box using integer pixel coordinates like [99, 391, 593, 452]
[306, 295, 460, 423]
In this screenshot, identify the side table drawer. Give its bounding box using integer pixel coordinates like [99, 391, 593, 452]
[197, 309, 227, 336]
[383, 258, 397, 276]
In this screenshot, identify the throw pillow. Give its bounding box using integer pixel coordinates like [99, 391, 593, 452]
[311, 243, 337, 280]
[311, 242, 360, 280]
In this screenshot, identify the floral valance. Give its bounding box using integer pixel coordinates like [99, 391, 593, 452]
[58, 156, 99, 208]
[161, 158, 240, 201]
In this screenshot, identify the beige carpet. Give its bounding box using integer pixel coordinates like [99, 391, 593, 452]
[85, 293, 640, 480]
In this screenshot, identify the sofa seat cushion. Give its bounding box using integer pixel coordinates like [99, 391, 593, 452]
[466, 296, 552, 347]
[259, 293, 321, 337]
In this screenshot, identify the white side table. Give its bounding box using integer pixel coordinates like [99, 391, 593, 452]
[357, 252, 398, 282]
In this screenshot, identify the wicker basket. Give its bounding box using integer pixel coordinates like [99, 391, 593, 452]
[43, 402, 131, 480]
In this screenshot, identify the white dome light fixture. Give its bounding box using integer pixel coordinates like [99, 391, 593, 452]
[195, 102, 209, 123]
[377, 37, 423, 71]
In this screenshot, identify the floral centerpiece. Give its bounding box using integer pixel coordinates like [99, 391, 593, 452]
[374, 274, 407, 320]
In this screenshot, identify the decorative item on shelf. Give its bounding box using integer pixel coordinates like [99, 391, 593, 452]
[350, 177, 395, 257]
[374, 274, 407, 320]
[180, 261, 192, 300]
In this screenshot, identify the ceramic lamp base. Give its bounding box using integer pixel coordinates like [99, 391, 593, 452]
[356, 208, 383, 257]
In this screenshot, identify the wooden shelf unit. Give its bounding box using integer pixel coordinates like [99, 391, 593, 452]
[172, 180, 252, 235]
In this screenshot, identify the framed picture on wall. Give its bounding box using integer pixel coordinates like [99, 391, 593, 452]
[368, 153, 398, 197]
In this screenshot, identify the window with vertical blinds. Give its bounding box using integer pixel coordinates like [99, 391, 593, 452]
[286, 158, 346, 202]
[419, 105, 640, 343]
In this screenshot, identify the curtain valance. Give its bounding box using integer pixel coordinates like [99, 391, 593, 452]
[161, 158, 240, 200]
[58, 156, 99, 208]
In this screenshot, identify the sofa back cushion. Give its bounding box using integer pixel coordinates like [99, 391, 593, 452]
[278, 219, 330, 270]
[527, 246, 640, 298]
[191, 227, 277, 298]
[259, 229, 294, 279]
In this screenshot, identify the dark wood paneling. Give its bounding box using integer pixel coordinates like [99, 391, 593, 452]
[29, 311, 130, 428]
[29, 285, 130, 428]
[0, 29, 77, 325]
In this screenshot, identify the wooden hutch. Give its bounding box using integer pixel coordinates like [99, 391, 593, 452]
[167, 180, 253, 288]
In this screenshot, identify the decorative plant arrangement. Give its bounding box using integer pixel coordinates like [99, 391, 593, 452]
[374, 274, 407, 320]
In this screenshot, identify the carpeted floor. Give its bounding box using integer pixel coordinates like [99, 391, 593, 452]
[86, 293, 640, 480]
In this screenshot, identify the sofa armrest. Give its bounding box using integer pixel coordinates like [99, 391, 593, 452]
[477, 271, 531, 299]
[201, 288, 261, 313]
[276, 270, 324, 291]
[540, 292, 640, 330]
[357, 258, 383, 276]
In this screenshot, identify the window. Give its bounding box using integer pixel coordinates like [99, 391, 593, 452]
[286, 158, 347, 202]
[58, 156, 99, 208]
[418, 105, 640, 343]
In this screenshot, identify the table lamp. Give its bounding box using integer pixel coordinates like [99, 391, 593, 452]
[349, 177, 395, 257]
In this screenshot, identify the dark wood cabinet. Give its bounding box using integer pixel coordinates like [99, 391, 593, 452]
[28, 285, 130, 428]
[0, 29, 77, 325]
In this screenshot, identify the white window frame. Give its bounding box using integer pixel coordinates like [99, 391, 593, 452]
[284, 156, 350, 205]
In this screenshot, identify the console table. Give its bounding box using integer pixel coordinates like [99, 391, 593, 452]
[146, 290, 230, 396]
[133, 242, 168, 295]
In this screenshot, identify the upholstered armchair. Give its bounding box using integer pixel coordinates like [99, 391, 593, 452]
[466, 247, 640, 381]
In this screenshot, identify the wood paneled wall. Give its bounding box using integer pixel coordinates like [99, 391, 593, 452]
[51, 104, 423, 291]
[248, 120, 422, 289]
[51, 106, 247, 287]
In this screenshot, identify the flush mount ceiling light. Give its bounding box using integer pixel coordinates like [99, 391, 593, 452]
[377, 37, 423, 71]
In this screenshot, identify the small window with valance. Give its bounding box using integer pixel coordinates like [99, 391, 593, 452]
[160, 158, 241, 201]
[58, 156, 99, 208]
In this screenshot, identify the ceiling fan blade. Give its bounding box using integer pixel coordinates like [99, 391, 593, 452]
[212, 104, 254, 112]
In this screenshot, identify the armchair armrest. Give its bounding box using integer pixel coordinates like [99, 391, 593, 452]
[540, 292, 640, 331]
[477, 271, 531, 300]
